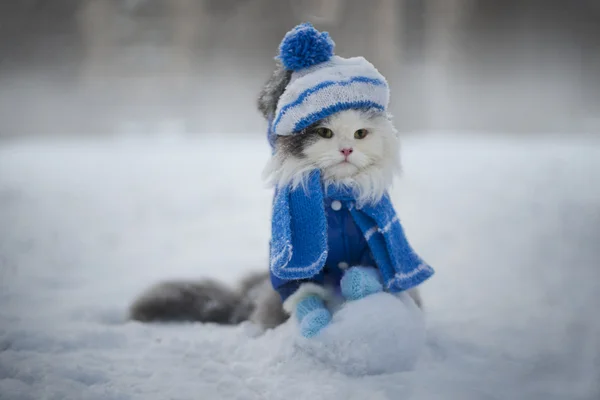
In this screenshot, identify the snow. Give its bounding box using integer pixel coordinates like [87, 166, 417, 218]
[295, 292, 426, 376]
[1, 132, 599, 400]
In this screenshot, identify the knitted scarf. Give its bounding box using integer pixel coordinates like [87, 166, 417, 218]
[269, 171, 434, 292]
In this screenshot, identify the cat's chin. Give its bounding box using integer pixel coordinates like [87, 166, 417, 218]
[322, 162, 391, 206]
[322, 162, 360, 180]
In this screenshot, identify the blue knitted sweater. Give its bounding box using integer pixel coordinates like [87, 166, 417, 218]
[269, 171, 435, 301]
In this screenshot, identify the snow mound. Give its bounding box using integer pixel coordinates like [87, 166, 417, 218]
[294, 292, 426, 376]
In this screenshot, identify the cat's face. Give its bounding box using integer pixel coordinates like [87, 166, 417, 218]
[264, 109, 400, 204]
[297, 109, 394, 181]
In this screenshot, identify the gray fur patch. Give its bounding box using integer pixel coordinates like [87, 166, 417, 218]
[245, 272, 290, 329]
[257, 61, 292, 120]
[127, 272, 288, 329]
[128, 279, 252, 324]
[274, 119, 330, 158]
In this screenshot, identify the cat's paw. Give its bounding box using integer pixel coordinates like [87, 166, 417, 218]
[295, 295, 331, 338]
[340, 266, 383, 301]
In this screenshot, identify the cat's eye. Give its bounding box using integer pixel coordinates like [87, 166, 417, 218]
[316, 128, 334, 139]
[354, 129, 369, 139]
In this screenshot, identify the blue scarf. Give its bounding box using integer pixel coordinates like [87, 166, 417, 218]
[269, 171, 434, 292]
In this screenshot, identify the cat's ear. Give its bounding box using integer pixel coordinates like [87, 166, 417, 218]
[257, 61, 292, 120]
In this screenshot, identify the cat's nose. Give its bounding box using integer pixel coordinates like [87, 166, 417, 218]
[340, 148, 353, 157]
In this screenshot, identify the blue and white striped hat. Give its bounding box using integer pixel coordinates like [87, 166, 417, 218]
[270, 22, 390, 141]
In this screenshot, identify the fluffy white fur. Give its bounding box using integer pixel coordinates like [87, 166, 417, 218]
[263, 109, 401, 206]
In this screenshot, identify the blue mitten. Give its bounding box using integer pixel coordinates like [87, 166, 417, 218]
[341, 266, 383, 301]
[295, 295, 331, 338]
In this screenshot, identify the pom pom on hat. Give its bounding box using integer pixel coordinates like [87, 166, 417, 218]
[278, 22, 335, 71]
[268, 21, 390, 143]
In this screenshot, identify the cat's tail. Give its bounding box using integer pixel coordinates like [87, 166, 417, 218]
[128, 272, 289, 328]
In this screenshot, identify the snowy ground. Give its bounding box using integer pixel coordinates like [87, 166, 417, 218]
[1, 132, 599, 400]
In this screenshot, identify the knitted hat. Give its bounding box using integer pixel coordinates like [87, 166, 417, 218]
[270, 22, 390, 141]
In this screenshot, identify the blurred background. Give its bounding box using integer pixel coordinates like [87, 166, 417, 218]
[0, 0, 599, 139]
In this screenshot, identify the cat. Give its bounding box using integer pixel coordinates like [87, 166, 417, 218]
[128, 61, 423, 330]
